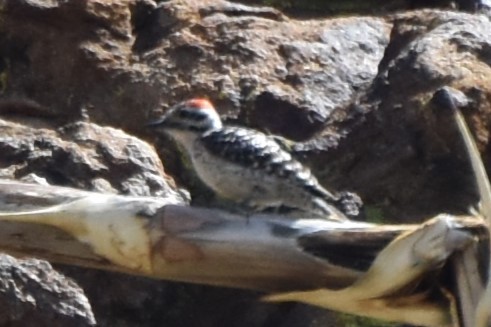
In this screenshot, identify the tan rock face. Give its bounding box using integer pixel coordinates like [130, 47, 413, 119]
[0, 0, 391, 131]
[0, 0, 390, 211]
[0, 0, 491, 326]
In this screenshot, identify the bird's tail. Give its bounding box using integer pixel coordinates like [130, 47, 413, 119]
[331, 191, 364, 220]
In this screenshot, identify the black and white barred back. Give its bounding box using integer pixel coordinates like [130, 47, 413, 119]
[201, 127, 335, 199]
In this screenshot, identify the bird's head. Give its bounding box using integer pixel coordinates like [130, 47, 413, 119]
[147, 98, 223, 142]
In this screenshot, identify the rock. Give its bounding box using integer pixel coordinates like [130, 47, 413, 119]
[19, 173, 50, 186]
[199, 1, 287, 21]
[56, 267, 298, 327]
[0, 254, 95, 326]
[0, 0, 390, 140]
[230, 0, 483, 15]
[0, 119, 186, 200]
[257, 17, 389, 140]
[430, 86, 472, 112]
[320, 11, 491, 221]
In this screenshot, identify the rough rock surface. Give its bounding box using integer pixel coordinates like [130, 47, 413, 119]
[0, 0, 490, 326]
[0, 119, 186, 199]
[232, 0, 484, 16]
[323, 10, 491, 220]
[0, 253, 95, 326]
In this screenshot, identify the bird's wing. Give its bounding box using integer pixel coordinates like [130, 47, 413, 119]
[200, 127, 337, 201]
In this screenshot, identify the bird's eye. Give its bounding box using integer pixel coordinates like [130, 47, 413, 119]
[190, 111, 207, 121]
[179, 110, 192, 118]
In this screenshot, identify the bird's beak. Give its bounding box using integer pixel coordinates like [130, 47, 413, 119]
[146, 116, 167, 129]
[146, 103, 179, 129]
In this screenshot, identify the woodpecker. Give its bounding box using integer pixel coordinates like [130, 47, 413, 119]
[147, 98, 347, 221]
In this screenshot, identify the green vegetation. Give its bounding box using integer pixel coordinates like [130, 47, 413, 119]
[364, 205, 386, 223]
[337, 313, 398, 327]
